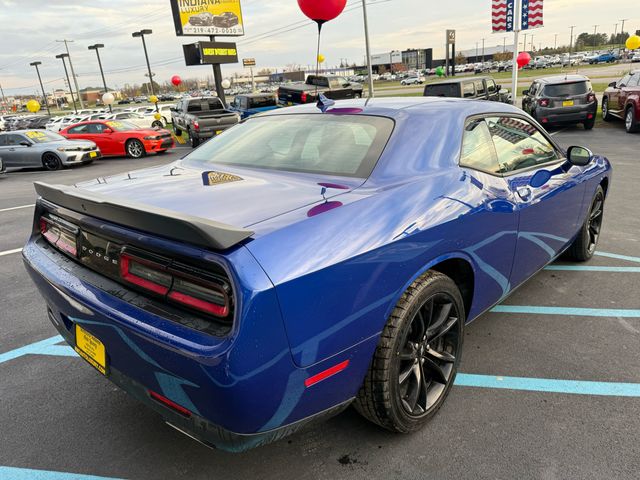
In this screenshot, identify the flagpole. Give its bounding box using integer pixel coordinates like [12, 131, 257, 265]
[510, 0, 522, 105]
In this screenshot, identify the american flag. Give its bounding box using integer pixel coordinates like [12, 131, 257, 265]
[522, 0, 544, 30]
[492, 0, 515, 32]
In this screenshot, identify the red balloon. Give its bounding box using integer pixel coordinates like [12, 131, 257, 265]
[516, 52, 531, 69]
[297, 0, 347, 22]
[171, 75, 182, 86]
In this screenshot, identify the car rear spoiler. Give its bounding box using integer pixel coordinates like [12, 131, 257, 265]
[34, 182, 254, 251]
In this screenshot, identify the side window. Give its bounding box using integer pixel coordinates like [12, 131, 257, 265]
[459, 119, 501, 174]
[187, 101, 202, 113]
[486, 116, 560, 173]
[462, 82, 475, 98]
[88, 123, 107, 134]
[6, 134, 26, 145]
[627, 74, 640, 87]
[0, 135, 7, 146]
[68, 125, 89, 134]
[475, 80, 486, 96]
[619, 74, 631, 88]
[486, 80, 497, 94]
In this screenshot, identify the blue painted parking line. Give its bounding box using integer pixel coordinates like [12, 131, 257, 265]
[595, 251, 640, 264]
[491, 305, 640, 317]
[0, 335, 66, 364]
[545, 265, 640, 272]
[455, 373, 640, 397]
[0, 466, 123, 480]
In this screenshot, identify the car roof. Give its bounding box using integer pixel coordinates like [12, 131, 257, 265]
[537, 74, 590, 84]
[424, 76, 496, 85]
[261, 96, 520, 121]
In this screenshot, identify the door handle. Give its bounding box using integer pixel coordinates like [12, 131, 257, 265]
[517, 187, 532, 201]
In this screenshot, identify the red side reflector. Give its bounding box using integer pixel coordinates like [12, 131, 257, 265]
[541, 118, 548, 123]
[587, 113, 594, 119]
[148, 390, 192, 418]
[304, 360, 350, 388]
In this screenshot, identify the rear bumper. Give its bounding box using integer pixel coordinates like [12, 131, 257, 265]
[535, 103, 597, 124]
[21, 234, 363, 450]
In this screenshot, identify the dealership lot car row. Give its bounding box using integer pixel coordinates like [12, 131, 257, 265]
[1, 122, 639, 477]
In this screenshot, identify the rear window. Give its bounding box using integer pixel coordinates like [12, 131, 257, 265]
[543, 81, 590, 97]
[424, 83, 460, 97]
[249, 96, 277, 108]
[183, 114, 394, 178]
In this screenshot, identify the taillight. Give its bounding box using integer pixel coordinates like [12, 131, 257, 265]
[538, 98, 550, 107]
[119, 252, 230, 319]
[120, 253, 171, 296]
[168, 277, 229, 317]
[40, 216, 78, 257]
[301, 92, 308, 103]
[193, 120, 200, 131]
[587, 93, 596, 103]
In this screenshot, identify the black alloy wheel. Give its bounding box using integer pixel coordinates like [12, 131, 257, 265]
[42, 152, 62, 171]
[355, 271, 464, 433]
[566, 186, 605, 261]
[396, 292, 461, 418]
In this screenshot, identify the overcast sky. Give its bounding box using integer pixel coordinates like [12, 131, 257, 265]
[0, 0, 637, 96]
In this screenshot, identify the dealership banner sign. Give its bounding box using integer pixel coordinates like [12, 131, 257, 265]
[170, 0, 245, 36]
[491, 0, 515, 32]
[521, 0, 543, 30]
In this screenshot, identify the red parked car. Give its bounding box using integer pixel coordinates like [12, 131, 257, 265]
[60, 120, 174, 158]
[602, 70, 640, 133]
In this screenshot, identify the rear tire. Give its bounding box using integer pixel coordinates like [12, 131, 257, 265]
[354, 271, 464, 433]
[42, 152, 62, 171]
[584, 117, 595, 130]
[190, 131, 200, 148]
[151, 120, 163, 129]
[125, 139, 145, 159]
[566, 186, 605, 262]
[625, 106, 640, 133]
[602, 97, 613, 122]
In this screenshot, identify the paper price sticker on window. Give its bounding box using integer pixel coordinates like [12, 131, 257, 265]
[25, 131, 47, 139]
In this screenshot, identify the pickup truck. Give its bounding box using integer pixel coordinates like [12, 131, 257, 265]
[229, 93, 279, 119]
[277, 75, 363, 106]
[171, 97, 240, 148]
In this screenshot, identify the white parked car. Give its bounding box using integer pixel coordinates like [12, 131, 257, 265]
[401, 76, 424, 86]
[141, 104, 175, 126]
[102, 112, 163, 129]
[632, 53, 640, 63]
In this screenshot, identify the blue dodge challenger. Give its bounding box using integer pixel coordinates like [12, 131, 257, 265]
[23, 97, 611, 451]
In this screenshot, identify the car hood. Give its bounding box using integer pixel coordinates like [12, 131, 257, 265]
[71, 161, 361, 229]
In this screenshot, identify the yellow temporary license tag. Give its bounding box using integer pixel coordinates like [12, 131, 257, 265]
[562, 100, 574, 107]
[75, 324, 107, 375]
[89, 151, 97, 158]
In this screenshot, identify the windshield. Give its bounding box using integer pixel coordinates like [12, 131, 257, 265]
[105, 120, 139, 131]
[543, 81, 590, 97]
[183, 114, 394, 178]
[24, 130, 65, 143]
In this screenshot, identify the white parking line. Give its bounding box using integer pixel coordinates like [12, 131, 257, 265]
[0, 248, 23, 257]
[0, 204, 34, 213]
[550, 128, 568, 136]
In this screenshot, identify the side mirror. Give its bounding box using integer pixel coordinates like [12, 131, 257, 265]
[567, 146, 593, 166]
[496, 84, 502, 91]
[19, 141, 31, 147]
[522, 89, 530, 96]
[103, 128, 113, 134]
[608, 81, 617, 88]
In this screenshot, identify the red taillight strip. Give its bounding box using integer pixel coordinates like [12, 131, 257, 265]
[168, 290, 228, 317]
[148, 390, 192, 418]
[304, 360, 350, 388]
[120, 254, 170, 296]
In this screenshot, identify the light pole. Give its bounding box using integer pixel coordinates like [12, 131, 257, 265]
[475, 42, 479, 62]
[56, 39, 84, 109]
[132, 29, 157, 110]
[620, 19, 629, 51]
[481, 38, 485, 63]
[569, 26, 576, 57]
[55, 53, 78, 114]
[554, 34, 558, 50]
[29, 61, 51, 116]
[503, 36, 507, 53]
[592, 25, 599, 51]
[361, 0, 374, 98]
[88, 44, 112, 112]
[613, 24, 618, 48]
[530, 34, 534, 52]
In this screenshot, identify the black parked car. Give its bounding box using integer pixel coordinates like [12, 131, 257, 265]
[423, 76, 510, 103]
[188, 12, 215, 26]
[522, 75, 597, 130]
[213, 12, 239, 28]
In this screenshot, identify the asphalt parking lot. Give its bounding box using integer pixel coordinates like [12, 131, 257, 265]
[1, 127, 639, 480]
